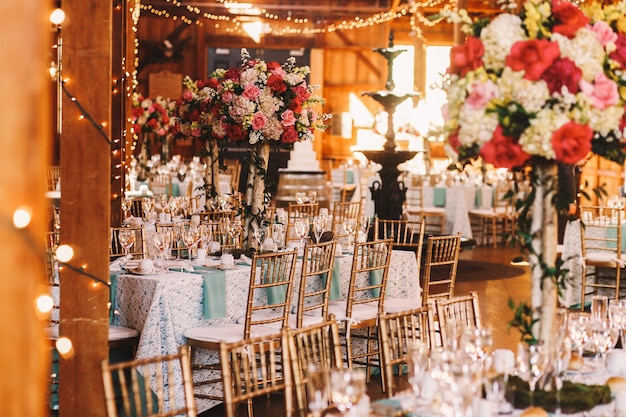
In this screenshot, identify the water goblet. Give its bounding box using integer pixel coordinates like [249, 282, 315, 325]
[591, 295, 609, 321]
[295, 192, 306, 204]
[589, 317, 619, 368]
[308, 191, 317, 205]
[329, 368, 366, 414]
[153, 231, 172, 272]
[609, 298, 626, 346]
[462, 326, 492, 362]
[159, 194, 169, 214]
[228, 219, 242, 247]
[219, 217, 230, 247]
[313, 216, 326, 243]
[117, 229, 135, 266]
[305, 365, 329, 417]
[271, 223, 285, 250]
[342, 218, 356, 248]
[182, 226, 202, 262]
[568, 311, 591, 376]
[121, 197, 133, 220]
[253, 225, 266, 254]
[358, 216, 370, 240]
[407, 341, 429, 406]
[517, 343, 549, 406]
[142, 198, 154, 221]
[172, 222, 186, 260]
[294, 219, 310, 251]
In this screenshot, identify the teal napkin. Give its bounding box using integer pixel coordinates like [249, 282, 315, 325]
[345, 170, 355, 184]
[474, 188, 482, 207]
[193, 266, 227, 319]
[266, 278, 288, 306]
[171, 182, 180, 197]
[434, 187, 446, 207]
[109, 271, 122, 324]
[369, 268, 383, 298]
[321, 259, 342, 301]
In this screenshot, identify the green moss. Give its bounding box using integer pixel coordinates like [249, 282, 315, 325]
[507, 375, 611, 413]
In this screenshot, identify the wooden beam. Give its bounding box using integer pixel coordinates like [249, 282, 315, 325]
[333, 30, 381, 79]
[59, 1, 111, 416]
[0, 1, 49, 416]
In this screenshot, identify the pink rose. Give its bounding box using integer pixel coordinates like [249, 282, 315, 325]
[591, 21, 618, 47]
[242, 84, 260, 100]
[552, 121, 592, 164]
[280, 110, 296, 127]
[267, 61, 286, 76]
[447, 36, 484, 77]
[222, 91, 234, 103]
[251, 111, 268, 131]
[281, 127, 299, 144]
[540, 58, 582, 94]
[182, 90, 194, 102]
[506, 39, 561, 80]
[551, 0, 589, 38]
[579, 72, 620, 109]
[479, 126, 531, 169]
[465, 80, 497, 110]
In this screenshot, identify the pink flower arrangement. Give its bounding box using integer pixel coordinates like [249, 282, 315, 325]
[130, 94, 175, 137]
[442, 0, 626, 169]
[173, 49, 330, 146]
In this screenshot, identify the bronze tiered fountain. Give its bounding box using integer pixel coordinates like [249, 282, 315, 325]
[362, 32, 420, 219]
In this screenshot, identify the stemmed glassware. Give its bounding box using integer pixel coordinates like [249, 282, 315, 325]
[305, 365, 329, 417]
[308, 191, 317, 204]
[121, 197, 133, 220]
[172, 222, 186, 261]
[609, 298, 626, 347]
[295, 192, 306, 204]
[342, 218, 356, 248]
[153, 231, 172, 272]
[407, 341, 429, 408]
[568, 311, 591, 377]
[182, 226, 202, 262]
[117, 229, 135, 266]
[483, 352, 507, 415]
[313, 216, 326, 244]
[271, 223, 285, 251]
[228, 219, 242, 248]
[142, 198, 155, 222]
[553, 337, 572, 416]
[219, 217, 230, 246]
[589, 317, 619, 368]
[358, 216, 370, 241]
[294, 219, 310, 251]
[329, 368, 366, 414]
[517, 343, 549, 406]
[462, 326, 492, 363]
[253, 225, 266, 254]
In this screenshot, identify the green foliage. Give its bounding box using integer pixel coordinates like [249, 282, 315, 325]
[507, 299, 538, 346]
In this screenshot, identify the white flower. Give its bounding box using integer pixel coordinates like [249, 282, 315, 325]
[480, 14, 526, 71]
[458, 110, 499, 147]
[496, 68, 550, 113]
[588, 105, 625, 137]
[552, 29, 605, 82]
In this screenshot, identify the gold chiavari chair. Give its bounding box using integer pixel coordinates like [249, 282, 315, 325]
[286, 203, 319, 244]
[403, 174, 446, 236]
[46, 165, 61, 191]
[331, 201, 362, 246]
[579, 205, 626, 308]
[198, 210, 236, 223]
[219, 330, 294, 417]
[327, 239, 393, 380]
[435, 291, 481, 350]
[469, 179, 514, 248]
[184, 250, 298, 404]
[378, 305, 435, 396]
[293, 239, 337, 328]
[109, 227, 147, 261]
[101, 347, 197, 417]
[421, 233, 462, 305]
[286, 317, 343, 417]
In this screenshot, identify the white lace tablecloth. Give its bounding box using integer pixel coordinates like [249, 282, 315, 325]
[112, 249, 419, 412]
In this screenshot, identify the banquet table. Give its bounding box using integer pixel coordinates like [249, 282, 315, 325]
[405, 184, 493, 239]
[111, 249, 419, 412]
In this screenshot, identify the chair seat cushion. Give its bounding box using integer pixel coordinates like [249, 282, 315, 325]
[384, 298, 422, 314]
[46, 324, 139, 341]
[328, 301, 379, 322]
[585, 252, 626, 266]
[184, 323, 278, 343]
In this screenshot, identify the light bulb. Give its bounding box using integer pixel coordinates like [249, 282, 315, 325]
[55, 245, 74, 262]
[55, 337, 75, 359]
[13, 207, 32, 228]
[36, 294, 54, 315]
[50, 8, 66, 25]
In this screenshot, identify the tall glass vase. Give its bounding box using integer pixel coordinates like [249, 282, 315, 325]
[529, 161, 559, 353]
[243, 141, 270, 252]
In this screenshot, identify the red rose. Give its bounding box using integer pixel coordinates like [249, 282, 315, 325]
[506, 39, 560, 80]
[206, 78, 219, 89]
[620, 105, 626, 133]
[448, 130, 461, 153]
[552, 0, 589, 38]
[552, 121, 592, 164]
[447, 36, 484, 77]
[540, 58, 582, 94]
[610, 34, 626, 68]
[224, 68, 240, 82]
[225, 123, 246, 142]
[281, 127, 299, 144]
[480, 126, 531, 169]
[267, 74, 287, 93]
[267, 62, 282, 71]
[288, 97, 305, 114]
[293, 84, 311, 100]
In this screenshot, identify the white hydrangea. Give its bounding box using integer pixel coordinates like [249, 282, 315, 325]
[588, 105, 625, 137]
[480, 14, 526, 71]
[458, 109, 499, 147]
[552, 30, 605, 82]
[519, 109, 570, 158]
[497, 68, 550, 113]
[239, 67, 260, 86]
[284, 72, 304, 86]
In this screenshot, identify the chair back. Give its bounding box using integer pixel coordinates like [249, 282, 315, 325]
[296, 240, 337, 327]
[244, 250, 298, 338]
[421, 233, 462, 304]
[100, 347, 197, 417]
[345, 239, 393, 318]
[286, 203, 319, 244]
[435, 291, 481, 349]
[110, 227, 147, 261]
[46, 165, 61, 191]
[331, 201, 362, 245]
[378, 305, 434, 397]
[199, 210, 236, 223]
[374, 218, 425, 279]
[286, 318, 343, 417]
[220, 331, 293, 417]
[151, 173, 173, 196]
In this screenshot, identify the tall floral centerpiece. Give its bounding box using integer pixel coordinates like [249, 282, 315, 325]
[442, 0, 626, 349]
[185, 49, 330, 251]
[130, 94, 176, 181]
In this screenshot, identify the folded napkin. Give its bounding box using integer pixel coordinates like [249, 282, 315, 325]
[433, 187, 446, 207]
[166, 260, 194, 272]
[207, 241, 221, 254]
[238, 254, 253, 266]
[193, 266, 227, 319]
[261, 238, 278, 253]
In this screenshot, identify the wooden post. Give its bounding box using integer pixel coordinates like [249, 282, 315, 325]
[59, 1, 111, 416]
[0, 1, 49, 416]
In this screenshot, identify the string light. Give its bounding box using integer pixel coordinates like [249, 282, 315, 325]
[55, 337, 75, 359]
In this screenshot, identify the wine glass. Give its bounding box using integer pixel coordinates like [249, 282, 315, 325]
[589, 317, 619, 368]
[329, 368, 366, 414]
[153, 231, 172, 272]
[313, 216, 326, 244]
[517, 343, 549, 406]
[172, 222, 186, 260]
[305, 365, 329, 417]
[358, 216, 370, 241]
[295, 192, 306, 204]
[407, 341, 429, 406]
[462, 326, 492, 362]
[121, 197, 133, 220]
[294, 219, 309, 251]
[272, 223, 285, 251]
[342, 218, 356, 248]
[159, 194, 169, 214]
[609, 298, 626, 346]
[228, 219, 242, 248]
[219, 217, 230, 247]
[308, 191, 317, 204]
[253, 225, 266, 254]
[117, 229, 136, 265]
[483, 353, 507, 415]
[568, 311, 591, 376]
[182, 226, 202, 262]
[142, 198, 154, 221]
[553, 337, 571, 416]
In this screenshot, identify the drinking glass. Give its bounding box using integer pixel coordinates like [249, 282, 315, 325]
[182, 226, 202, 261]
[358, 216, 370, 241]
[342, 218, 356, 248]
[294, 219, 310, 251]
[462, 326, 492, 362]
[589, 318, 619, 368]
[483, 353, 507, 415]
[172, 222, 186, 260]
[295, 192, 306, 204]
[153, 231, 172, 272]
[159, 194, 169, 214]
[609, 298, 626, 346]
[517, 343, 549, 406]
[117, 229, 135, 265]
[228, 219, 242, 247]
[219, 217, 230, 247]
[407, 341, 429, 403]
[272, 223, 285, 250]
[553, 338, 571, 416]
[121, 197, 133, 220]
[142, 198, 154, 221]
[308, 191, 317, 204]
[253, 226, 266, 254]
[329, 368, 366, 414]
[305, 365, 329, 417]
[568, 311, 591, 376]
[591, 295, 609, 320]
[313, 216, 326, 244]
